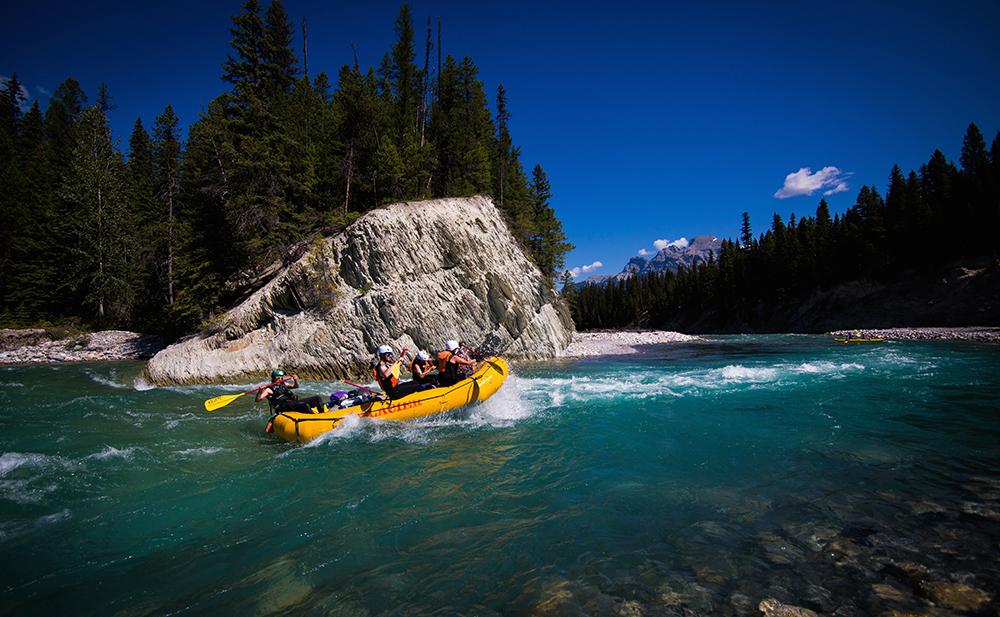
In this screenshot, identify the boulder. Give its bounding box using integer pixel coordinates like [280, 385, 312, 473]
[143, 196, 575, 386]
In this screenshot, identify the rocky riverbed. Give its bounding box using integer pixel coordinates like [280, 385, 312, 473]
[559, 327, 1000, 358]
[0, 329, 164, 365]
[827, 326, 1000, 342]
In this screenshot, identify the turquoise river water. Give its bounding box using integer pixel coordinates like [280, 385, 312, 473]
[1, 335, 999, 616]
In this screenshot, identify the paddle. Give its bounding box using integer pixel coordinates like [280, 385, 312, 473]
[460, 342, 486, 360]
[461, 342, 505, 376]
[204, 377, 292, 411]
[341, 379, 382, 396]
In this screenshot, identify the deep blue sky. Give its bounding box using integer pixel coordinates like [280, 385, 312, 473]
[5, 0, 999, 279]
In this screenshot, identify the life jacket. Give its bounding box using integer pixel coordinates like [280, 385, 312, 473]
[436, 349, 457, 372]
[411, 357, 432, 376]
[436, 349, 459, 380]
[374, 361, 399, 392]
[268, 382, 296, 411]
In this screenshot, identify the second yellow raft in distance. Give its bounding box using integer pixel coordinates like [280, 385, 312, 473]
[270, 357, 509, 443]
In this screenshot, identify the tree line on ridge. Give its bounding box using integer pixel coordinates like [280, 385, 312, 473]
[0, 1, 573, 337]
[566, 122, 1000, 331]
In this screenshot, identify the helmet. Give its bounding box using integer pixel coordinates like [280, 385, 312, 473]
[377, 344, 393, 356]
[446, 340, 459, 351]
[417, 350, 430, 361]
[271, 369, 284, 380]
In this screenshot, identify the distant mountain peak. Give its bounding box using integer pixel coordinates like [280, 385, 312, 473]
[575, 235, 722, 288]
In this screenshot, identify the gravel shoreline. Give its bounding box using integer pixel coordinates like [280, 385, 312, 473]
[559, 327, 1000, 357]
[559, 330, 704, 357]
[826, 326, 1000, 342]
[0, 329, 164, 365]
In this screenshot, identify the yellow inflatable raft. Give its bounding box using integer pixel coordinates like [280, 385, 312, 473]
[269, 357, 509, 443]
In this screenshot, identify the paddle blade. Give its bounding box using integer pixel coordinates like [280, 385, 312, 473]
[204, 391, 244, 411]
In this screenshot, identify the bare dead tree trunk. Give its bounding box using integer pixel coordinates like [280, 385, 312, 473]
[344, 141, 354, 216]
[420, 16, 431, 147]
[167, 177, 175, 307]
[302, 13, 309, 81]
[302, 13, 310, 150]
[437, 17, 441, 99]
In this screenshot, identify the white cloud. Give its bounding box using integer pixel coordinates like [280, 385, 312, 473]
[774, 166, 852, 199]
[637, 248, 654, 256]
[569, 261, 603, 278]
[654, 238, 688, 251]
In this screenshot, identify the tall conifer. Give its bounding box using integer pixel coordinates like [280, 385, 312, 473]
[59, 106, 132, 327]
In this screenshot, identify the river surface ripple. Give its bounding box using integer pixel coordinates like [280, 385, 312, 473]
[1, 334, 998, 616]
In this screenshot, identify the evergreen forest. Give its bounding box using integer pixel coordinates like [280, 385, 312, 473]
[0, 1, 573, 337]
[567, 122, 1000, 331]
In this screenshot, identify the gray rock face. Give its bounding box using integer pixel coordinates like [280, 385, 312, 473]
[143, 196, 575, 386]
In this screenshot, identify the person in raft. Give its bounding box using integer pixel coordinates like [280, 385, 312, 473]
[436, 340, 478, 387]
[255, 369, 326, 414]
[375, 345, 430, 399]
[410, 350, 438, 387]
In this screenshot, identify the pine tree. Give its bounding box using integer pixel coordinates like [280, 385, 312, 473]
[216, 0, 300, 268]
[4, 101, 56, 317]
[960, 122, 989, 178]
[0, 73, 25, 145]
[334, 62, 379, 214]
[96, 83, 116, 114]
[127, 117, 157, 323]
[494, 84, 511, 207]
[44, 78, 88, 173]
[18, 101, 45, 158]
[152, 105, 183, 307]
[389, 3, 418, 149]
[59, 106, 133, 327]
[529, 164, 574, 278]
[222, 0, 265, 101]
[959, 122, 990, 253]
[261, 0, 299, 101]
[0, 97, 25, 305]
[740, 212, 752, 247]
[172, 98, 237, 326]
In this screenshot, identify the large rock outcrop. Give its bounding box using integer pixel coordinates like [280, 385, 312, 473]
[143, 196, 575, 386]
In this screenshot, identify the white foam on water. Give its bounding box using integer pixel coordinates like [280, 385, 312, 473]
[87, 445, 136, 461]
[132, 376, 156, 391]
[164, 412, 202, 431]
[303, 414, 364, 448]
[465, 374, 535, 427]
[175, 447, 227, 458]
[0, 453, 78, 507]
[509, 357, 875, 410]
[84, 368, 130, 389]
[0, 451, 32, 476]
[0, 507, 72, 544]
[718, 364, 779, 382]
[792, 361, 866, 376]
[0, 451, 78, 476]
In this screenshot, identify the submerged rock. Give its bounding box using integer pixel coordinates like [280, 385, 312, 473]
[143, 196, 575, 386]
[758, 598, 821, 617]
